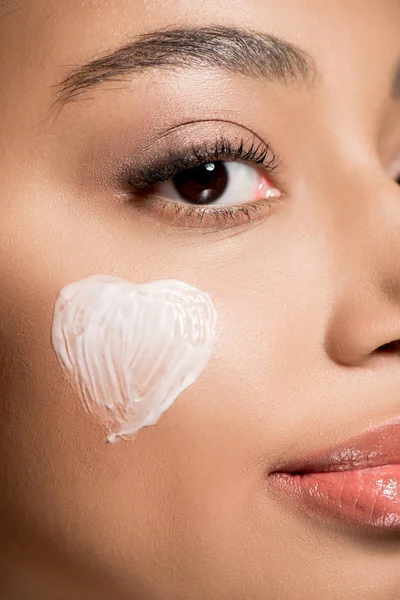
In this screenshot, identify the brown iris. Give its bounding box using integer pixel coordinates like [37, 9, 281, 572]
[173, 162, 229, 204]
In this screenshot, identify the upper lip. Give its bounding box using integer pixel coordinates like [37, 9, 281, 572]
[271, 417, 400, 475]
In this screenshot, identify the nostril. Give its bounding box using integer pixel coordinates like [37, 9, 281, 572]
[378, 340, 400, 353]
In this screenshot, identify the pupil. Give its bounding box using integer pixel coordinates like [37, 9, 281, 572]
[173, 162, 229, 204]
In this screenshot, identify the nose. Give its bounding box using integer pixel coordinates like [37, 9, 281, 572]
[324, 173, 400, 368]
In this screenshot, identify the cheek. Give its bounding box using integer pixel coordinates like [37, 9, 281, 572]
[0, 179, 326, 590]
[51, 275, 217, 443]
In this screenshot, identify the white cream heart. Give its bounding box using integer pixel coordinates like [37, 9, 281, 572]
[51, 275, 217, 442]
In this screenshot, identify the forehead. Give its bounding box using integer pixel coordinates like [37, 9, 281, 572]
[3, 0, 399, 40]
[1, 0, 400, 115]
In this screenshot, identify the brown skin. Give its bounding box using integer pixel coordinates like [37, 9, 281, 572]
[1, 0, 400, 598]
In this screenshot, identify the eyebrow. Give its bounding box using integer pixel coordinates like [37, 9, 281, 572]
[53, 26, 317, 110]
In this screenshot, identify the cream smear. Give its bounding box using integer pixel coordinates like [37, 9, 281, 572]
[51, 275, 217, 443]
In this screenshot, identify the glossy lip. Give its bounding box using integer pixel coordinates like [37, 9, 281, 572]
[269, 418, 400, 531]
[271, 419, 400, 474]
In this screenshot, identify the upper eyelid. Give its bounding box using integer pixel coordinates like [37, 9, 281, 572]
[126, 136, 280, 190]
[137, 119, 273, 156]
[122, 123, 281, 182]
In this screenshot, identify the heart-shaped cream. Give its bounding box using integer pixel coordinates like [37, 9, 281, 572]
[51, 275, 217, 442]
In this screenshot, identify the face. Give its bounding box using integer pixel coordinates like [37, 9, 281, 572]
[1, 1, 400, 598]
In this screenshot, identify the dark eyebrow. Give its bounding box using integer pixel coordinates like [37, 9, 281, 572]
[53, 26, 317, 111]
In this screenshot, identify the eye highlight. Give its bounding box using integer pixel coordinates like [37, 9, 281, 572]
[126, 135, 283, 229]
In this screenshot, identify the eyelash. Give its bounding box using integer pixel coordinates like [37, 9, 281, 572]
[126, 135, 283, 229]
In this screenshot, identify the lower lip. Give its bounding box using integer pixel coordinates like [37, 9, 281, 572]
[270, 465, 400, 530]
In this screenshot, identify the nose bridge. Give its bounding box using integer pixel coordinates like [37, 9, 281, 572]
[324, 161, 400, 289]
[320, 161, 400, 366]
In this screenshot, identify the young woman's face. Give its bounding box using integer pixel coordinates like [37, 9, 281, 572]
[1, 1, 400, 598]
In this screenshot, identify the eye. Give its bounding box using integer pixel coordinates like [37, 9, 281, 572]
[153, 161, 279, 207]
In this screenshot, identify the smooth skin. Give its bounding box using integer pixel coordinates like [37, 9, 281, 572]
[1, 1, 400, 599]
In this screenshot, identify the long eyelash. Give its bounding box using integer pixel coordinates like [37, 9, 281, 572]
[128, 135, 280, 190]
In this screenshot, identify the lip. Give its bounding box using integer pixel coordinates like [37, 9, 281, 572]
[269, 419, 400, 531]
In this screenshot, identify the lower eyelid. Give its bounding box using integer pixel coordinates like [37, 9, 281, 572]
[130, 192, 283, 231]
